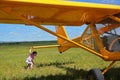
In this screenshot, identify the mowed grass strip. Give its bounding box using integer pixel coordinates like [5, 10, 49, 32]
[0, 41, 120, 80]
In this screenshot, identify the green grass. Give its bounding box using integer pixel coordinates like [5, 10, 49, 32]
[0, 41, 120, 80]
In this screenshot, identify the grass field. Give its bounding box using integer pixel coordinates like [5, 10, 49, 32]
[0, 41, 120, 80]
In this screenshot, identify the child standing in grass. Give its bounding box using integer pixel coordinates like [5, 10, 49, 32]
[26, 47, 37, 69]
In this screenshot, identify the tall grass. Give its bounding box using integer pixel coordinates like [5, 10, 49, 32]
[0, 41, 120, 80]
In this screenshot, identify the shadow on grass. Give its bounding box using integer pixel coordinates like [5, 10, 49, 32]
[104, 67, 120, 80]
[36, 61, 74, 67]
[24, 62, 120, 80]
[24, 62, 88, 80]
[24, 68, 87, 80]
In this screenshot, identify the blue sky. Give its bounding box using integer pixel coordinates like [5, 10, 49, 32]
[0, 0, 120, 42]
[0, 24, 86, 42]
[74, 0, 120, 5]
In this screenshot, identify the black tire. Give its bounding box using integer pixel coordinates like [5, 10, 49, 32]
[87, 68, 105, 80]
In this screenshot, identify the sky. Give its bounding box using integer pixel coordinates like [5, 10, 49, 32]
[0, 0, 120, 42]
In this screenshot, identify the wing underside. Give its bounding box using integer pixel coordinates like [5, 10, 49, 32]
[0, 0, 120, 26]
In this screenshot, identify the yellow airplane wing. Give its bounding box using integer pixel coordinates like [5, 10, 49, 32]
[0, 0, 120, 25]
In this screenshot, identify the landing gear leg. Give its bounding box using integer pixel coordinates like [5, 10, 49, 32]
[102, 61, 116, 74]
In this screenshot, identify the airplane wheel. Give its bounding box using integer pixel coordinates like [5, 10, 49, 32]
[87, 68, 105, 80]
